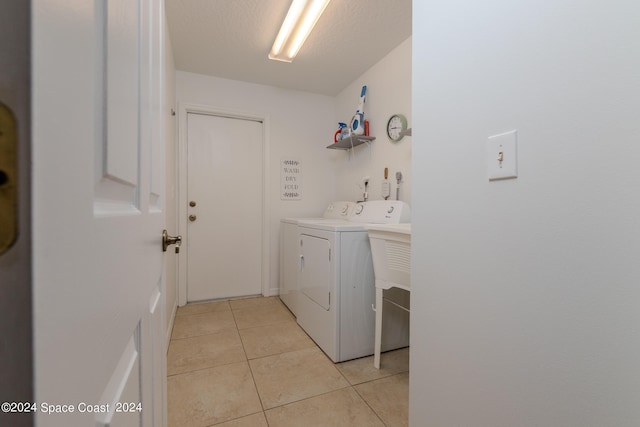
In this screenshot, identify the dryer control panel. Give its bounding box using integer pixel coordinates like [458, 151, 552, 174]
[324, 201, 356, 219]
[350, 200, 411, 224]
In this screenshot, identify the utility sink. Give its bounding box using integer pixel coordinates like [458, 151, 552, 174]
[367, 223, 411, 368]
[368, 224, 411, 292]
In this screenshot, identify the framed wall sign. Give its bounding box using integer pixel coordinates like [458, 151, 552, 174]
[281, 158, 302, 200]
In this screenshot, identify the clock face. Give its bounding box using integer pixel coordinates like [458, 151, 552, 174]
[387, 114, 407, 141]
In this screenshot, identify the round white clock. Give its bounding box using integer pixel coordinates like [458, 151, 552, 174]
[386, 114, 408, 142]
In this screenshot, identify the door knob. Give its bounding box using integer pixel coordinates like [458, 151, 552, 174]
[189, 214, 197, 222]
[162, 229, 182, 253]
[189, 200, 196, 207]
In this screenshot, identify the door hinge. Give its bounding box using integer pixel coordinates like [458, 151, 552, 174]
[0, 102, 17, 255]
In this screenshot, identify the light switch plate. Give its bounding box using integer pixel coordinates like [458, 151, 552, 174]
[487, 130, 517, 181]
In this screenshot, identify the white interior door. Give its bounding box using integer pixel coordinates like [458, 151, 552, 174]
[186, 113, 263, 301]
[33, 1, 167, 426]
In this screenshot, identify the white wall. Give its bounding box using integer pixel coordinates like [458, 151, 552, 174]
[176, 72, 337, 296]
[412, 1, 640, 426]
[334, 37, 412, 205]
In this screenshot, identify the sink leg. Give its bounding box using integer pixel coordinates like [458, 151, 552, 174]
[374, 286, 383, 369]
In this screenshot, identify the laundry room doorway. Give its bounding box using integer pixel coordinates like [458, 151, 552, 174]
[179, 108, 268, 303]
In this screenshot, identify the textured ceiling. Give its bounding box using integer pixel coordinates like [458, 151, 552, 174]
[166, 0, 412, 96]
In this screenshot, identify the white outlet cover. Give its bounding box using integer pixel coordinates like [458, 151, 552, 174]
[487, 130, 517, 181]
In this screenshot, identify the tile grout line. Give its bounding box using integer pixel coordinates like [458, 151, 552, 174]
[234, 302, 351, 420]
[231, 301, 269, 423]
[318, 348, 391, 426]
[351, 383, 389, 427]
[166, 358, 249, 378]
[169, 326, 238, 342]
[174, 299, 232, 317]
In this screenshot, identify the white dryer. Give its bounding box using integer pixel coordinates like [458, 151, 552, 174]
[280, 202, 356, 316]
[295, 200, 411, 362]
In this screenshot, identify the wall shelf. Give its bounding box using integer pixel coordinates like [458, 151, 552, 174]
[327, 135, 375, 150]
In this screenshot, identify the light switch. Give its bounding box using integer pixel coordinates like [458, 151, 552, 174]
[487, 130, 517, 181]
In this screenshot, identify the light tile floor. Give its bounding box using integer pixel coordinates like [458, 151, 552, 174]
[167, 296, 409, 427]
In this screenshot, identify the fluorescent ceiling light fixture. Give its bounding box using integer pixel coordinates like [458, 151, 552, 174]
[269, 0, 331, 62]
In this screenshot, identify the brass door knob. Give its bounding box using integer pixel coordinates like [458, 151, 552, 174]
[162, 229, 182, 252]
[189, 200, 196, 207]
[189, 214, 197, 222]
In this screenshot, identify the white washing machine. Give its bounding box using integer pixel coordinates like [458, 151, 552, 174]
[280, 202, 356, 316]
[295, 200, 411, 362]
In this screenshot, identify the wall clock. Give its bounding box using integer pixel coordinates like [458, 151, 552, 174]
[386, 114, 408, 142]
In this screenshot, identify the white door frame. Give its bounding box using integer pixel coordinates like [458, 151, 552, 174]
[177, 103, 270, 306]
